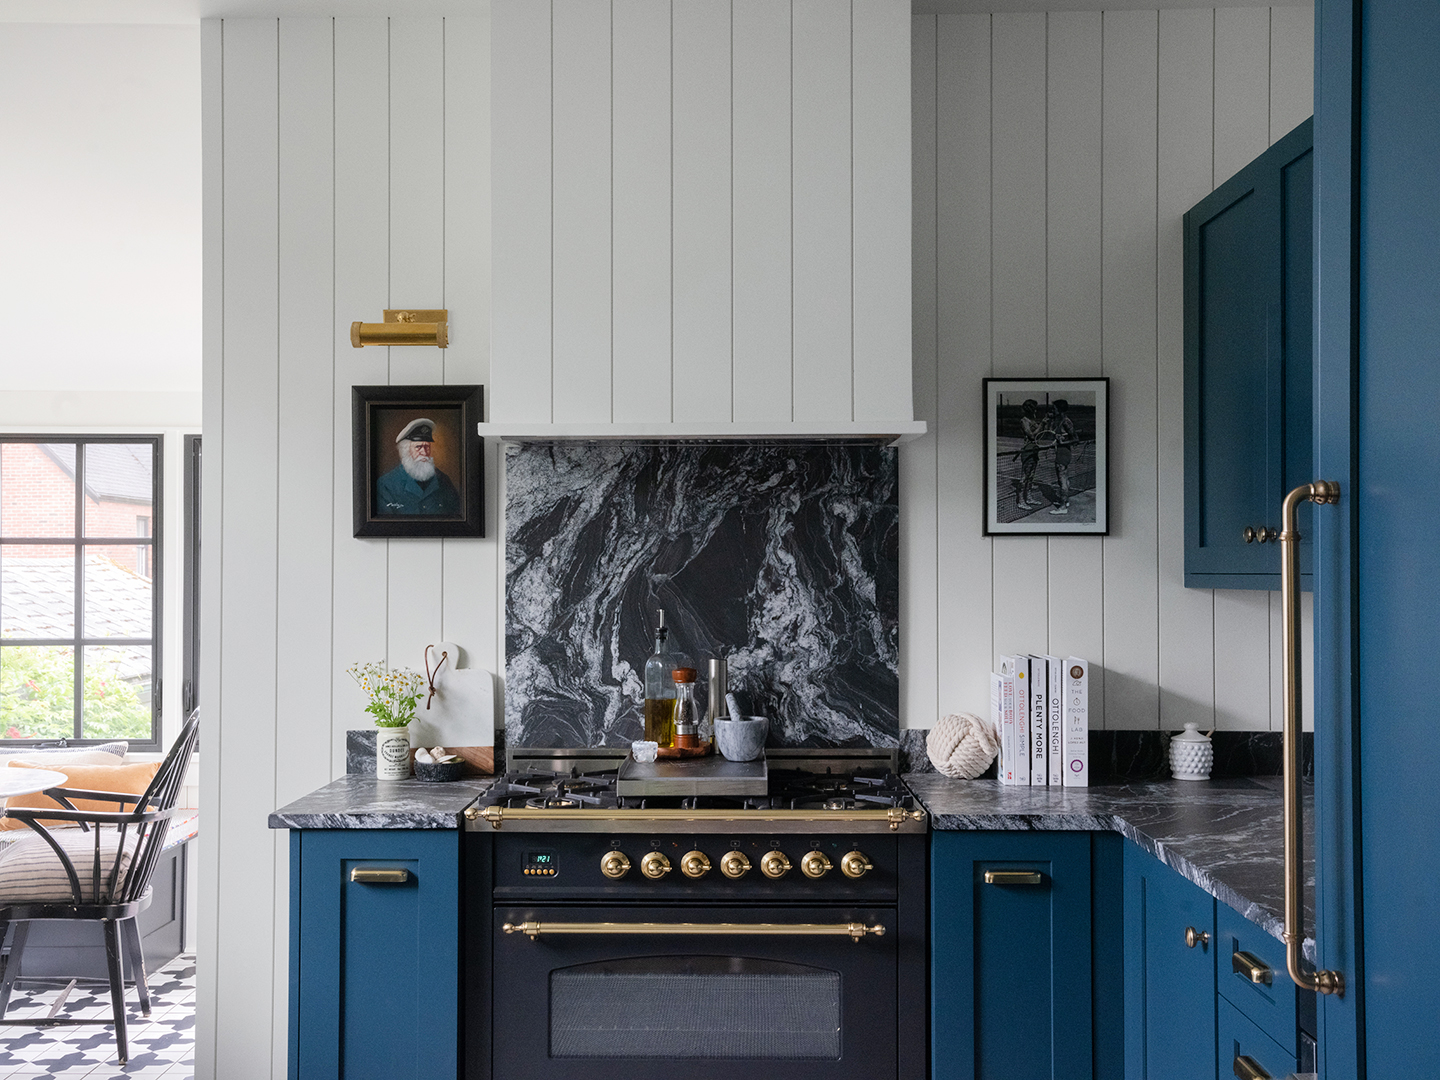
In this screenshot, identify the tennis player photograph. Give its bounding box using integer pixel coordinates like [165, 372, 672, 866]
[983, 377, 1109, 535]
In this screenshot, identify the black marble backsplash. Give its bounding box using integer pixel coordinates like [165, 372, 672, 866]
[504, 441, 900, 750]
[345, 728, 508, 775]
[899, 728, 1313, 781]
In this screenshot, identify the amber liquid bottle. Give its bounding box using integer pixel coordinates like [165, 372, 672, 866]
[643, 610, 689, 747]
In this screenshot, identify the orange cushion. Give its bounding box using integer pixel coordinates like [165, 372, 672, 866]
[1, 760, 162, 831]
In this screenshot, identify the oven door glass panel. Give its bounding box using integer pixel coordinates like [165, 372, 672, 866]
[550, 956, 841, 1059]
[493, 906, 898, 1080]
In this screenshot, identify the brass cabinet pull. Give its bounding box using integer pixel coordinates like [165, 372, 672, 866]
[350, 868, 409, 884]
[1233, 1054, 1272, 1080]
[1232, 949, 1274, 985]
[1185, 926, 1210, 949]
[501, 921, 886, 943]
[1280, 481, 1345, 997]
[983, 870, 1043, 886]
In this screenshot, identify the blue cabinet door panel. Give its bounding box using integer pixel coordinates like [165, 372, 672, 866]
[1218, 996, 1297, 1080]
[1215, 903, 1298, 1054]
[932, 831, 1093, 1080]
[1122, 844, 1216, 1080]
[293, 830, 460, 1080]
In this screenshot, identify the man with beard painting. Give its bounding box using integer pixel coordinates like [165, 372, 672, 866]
[375, 418, 461, 515]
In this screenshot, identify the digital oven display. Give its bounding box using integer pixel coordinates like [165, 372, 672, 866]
[522, 850, 557, 876]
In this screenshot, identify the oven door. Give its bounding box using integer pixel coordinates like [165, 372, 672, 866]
[492, 904, 898, 1079]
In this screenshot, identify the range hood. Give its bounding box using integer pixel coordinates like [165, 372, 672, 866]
[478, 420, 927, 446]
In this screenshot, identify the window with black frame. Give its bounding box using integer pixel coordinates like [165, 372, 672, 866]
[0, 437, 162, 751]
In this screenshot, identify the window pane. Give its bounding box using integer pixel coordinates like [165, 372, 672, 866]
[1, 549, 76, 639]
[1, 443, 77, 538]
[82, 645, 151, 740]
[0, 645, 75, 740]
[83, 444, 154, 538]
[83, 547, 153, 638]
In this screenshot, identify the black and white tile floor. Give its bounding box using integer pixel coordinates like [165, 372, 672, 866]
[0, 954, 194, 1078]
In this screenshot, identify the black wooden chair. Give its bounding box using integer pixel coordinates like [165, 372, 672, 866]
[0, 710, 199, 1064]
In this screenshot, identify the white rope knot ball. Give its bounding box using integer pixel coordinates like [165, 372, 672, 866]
[926, 713, 999, 780]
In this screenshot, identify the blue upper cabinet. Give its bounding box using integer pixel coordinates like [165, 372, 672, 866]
[1184, 118, 1314, 591]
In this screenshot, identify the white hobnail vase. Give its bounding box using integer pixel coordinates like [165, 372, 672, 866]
[1169, 723, 1214, 781]
[375, 724, 413, 780]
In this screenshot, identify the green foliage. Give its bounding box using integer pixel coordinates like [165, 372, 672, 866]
[348, 661, 425, 727]
[0, 646, 150, 741]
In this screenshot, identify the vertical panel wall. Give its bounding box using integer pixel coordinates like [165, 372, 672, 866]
[199, 16, 495, 1079]
[907, 7, 1314, 732]
[490, 0, 914, 425]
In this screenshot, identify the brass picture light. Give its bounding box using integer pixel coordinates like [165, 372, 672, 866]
[351, 309, 449, 348]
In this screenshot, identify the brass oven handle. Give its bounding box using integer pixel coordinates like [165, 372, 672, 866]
[1280, 480, 1344, 997]
[501, 921, 886, 943]
[350, 868, 409, 884]
[1232, 949, 1273, 985]
[1233, 1054, 1271, 1080]
[983, 870, 1043, 886]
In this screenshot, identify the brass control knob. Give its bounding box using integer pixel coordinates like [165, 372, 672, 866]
[759, 850, 792, 880]
[640, 851, 672, 880]
[681, 850, 711, 879]
[719, 851, 751, 879]
[800, 851, 833, 879]
[840, 851, 874, 880]
[1185, 925, 1210, 949]
[600, 851, 631, 880]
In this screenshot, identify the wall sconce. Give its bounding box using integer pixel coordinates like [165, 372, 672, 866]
[351, 309, 449, 349]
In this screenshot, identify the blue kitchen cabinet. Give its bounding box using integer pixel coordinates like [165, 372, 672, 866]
[931, 831, 1105, 1080]
[289, 830, 460, 1080]
[1184, 117, 1313, 590]
[1122, 843, 1216, 1080]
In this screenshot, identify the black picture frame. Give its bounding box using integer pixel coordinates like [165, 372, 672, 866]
[352, 384, 484, 538]
[983, 377, 1110, 536]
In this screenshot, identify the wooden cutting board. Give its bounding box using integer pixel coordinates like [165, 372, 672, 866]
[408, 641, 496, 774]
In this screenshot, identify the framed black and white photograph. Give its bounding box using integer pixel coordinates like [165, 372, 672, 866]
[352, 384, 484, 538]
[983, 377, 1109, 536]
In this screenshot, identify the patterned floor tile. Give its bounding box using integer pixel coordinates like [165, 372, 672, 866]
[0, 955, 195, 1078]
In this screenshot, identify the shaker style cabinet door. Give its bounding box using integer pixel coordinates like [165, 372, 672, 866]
[931, 832, 1095, 1080]
[1184, 117, 1314, 590]
[1122, 843, 1217, 1080]
[289, 830, 460, 1080]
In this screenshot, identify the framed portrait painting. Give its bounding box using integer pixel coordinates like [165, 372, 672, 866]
[983, 377, 1109, 536]
[352, 384, 484, 538]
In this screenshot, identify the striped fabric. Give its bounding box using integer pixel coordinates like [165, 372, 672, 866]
[0, 824, 146, 904]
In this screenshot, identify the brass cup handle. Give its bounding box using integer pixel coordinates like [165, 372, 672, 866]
[1232, 949, 1274, 985]
[983, 870, 1043, 886]
[501, 920, 886, 942]
[350, 868, 409, 884]
[1232, 1054, 1271, 1080]
[1185, 926, 1210, 949]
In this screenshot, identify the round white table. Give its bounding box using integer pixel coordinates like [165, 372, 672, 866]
[0, 768, 71, 801]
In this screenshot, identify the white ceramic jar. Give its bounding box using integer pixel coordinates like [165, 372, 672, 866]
[376, 724, 413, 780]
[1169, 723, 1214, 781]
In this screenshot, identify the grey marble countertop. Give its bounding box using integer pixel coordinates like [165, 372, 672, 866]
[906, 774, 1315, 958]
[268, 775, 491, 830]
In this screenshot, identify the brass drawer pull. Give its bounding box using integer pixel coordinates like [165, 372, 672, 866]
[350, 868, 409, 884]
[1232, 949, 1274, 985]
[983, 870, 1043, 886]
[502, 921, 886, 942]
[1185, 926, 1210, 949]
[1233, 1054, 1272, 1080]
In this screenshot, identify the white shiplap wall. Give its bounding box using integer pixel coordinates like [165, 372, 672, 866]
[198, 16, 495, 1078]
[904, 5, 1315, 733]
[490, 0, 914, 426]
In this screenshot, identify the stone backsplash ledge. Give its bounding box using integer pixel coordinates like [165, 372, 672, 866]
[504, 441, 900, 750]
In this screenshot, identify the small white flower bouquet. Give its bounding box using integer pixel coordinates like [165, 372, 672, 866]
[348, 661, 425, 728]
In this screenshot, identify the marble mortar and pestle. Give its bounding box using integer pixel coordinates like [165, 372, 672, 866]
[714, 691, 767, 762]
